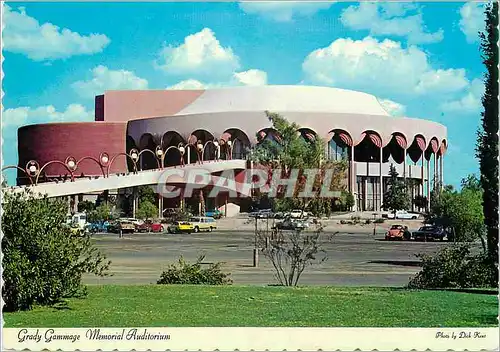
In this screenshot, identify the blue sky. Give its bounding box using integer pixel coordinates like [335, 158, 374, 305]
[1, 1, 488, 188]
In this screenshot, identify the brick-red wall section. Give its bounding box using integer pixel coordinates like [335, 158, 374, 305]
[18, 122, 127, 183]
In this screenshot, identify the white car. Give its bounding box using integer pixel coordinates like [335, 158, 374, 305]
[386, 210, 420, 220]
[289, 209, 308, 218]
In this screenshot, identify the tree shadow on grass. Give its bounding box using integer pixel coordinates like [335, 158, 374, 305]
[368, 260, 422, 267]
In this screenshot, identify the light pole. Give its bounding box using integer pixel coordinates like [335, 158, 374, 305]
[196, 141, 204, 164]
[178, 144, 185, 166]
[155, 146, 164, 169]
[226, 139, 233, 160]
[130, 148, 139, 173]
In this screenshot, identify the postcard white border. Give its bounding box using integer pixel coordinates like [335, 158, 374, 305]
[1, 327, 499, 351]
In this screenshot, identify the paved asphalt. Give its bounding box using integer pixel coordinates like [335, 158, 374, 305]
[84, 228, 455, 287]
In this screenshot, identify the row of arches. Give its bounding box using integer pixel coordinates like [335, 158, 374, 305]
[129, 127, 447, 170]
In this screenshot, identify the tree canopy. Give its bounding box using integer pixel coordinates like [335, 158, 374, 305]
[250, 112, 347, 214]
[2, 189, 109, 311]
[476, 1, 498, 275]
[382, 165, 410, 213]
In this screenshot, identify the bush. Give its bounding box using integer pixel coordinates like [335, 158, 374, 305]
[408, 244, 496, 289]
[374, 218, 385, 224]
[157, 255, 232, 285]
[2, 190, 110, 311]
[365, 219, 372, 224]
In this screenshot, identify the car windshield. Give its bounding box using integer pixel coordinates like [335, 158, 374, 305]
[419, 226, 435, 231]
[391, 225, 403, 229]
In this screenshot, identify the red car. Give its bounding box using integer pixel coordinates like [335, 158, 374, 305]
[385, 225, 405, 240]
[134, 220, 164, 233]
[148, 220, 164, 233]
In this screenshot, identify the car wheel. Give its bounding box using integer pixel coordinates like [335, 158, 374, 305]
[167, 228, 172, 234]
[194, 226, 199, 233]
[208, 227, 213, 232]
[412, 216, 417, 219]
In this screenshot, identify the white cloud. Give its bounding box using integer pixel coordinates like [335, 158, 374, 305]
[72, 65, 149, 98]
[378, 98, 406, 117]
[2, 4, 110, 61]
[340, 3, 443, 44]
[459, 2, 485, 43]
[441, 78, 484, 113]
[156, 28, 240, 79]
[302, 36, 469, 99]
[2, 104, 94, 128]
[167, 79, 215, 90]
[233, 69, 268, 86]
[167, 69, 268, 90]
[239, 1, 334, 22]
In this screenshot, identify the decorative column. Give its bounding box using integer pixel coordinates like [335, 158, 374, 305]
[132, 187, 138, 218]
[187, 147, 191, 164]
[158, 194, 163, 218]
[379, 146, 383, 211]
[434, 152, 438, 190]
[426, 158, 430, 207]
[419, 152, 424, 198]
[440, 154, 444, 190]
[403, 148, 407, 182]
[351, 144, 357, 211]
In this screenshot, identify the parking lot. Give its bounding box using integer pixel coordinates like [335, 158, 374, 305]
[84, 220, 456, 287]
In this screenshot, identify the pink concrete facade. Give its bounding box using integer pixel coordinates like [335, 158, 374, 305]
[95, 90, 204, 122]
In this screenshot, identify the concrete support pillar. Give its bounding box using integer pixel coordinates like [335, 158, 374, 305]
[426, 158, 430, 208]
[420, 151, 425, 199]
[158, 194, 163, 218]
[224, 195, 228, 217]
[363, 177, 368, 212]
[434, 152, 438, 190]
[187, 148, 191, 164]
[403, 148, 407, 182]
[180, 188, 185, 211]
[379, 147, 383, 211]
[351, 145, 357, 212]
[132, 187, 138, 218]
[440, 154, 444, 190]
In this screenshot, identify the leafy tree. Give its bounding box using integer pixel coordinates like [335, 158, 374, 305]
[77, 200, 95, 213]
[426, 175, 485, 245]
[250, 111, 347, 214]
[382, 164, 410, 215]
[136, 200, 158, 220]
[87, 203, 118, 223]
[340, 191, 355, 211]
[476, 1, 498, 281]
[413, 195, 427, 210]
[2, 189, 110, 311]
[138, 185, 157, 204]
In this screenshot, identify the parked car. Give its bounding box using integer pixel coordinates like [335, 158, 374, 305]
[384, 210, 420, 220]
[108, 220, 135, 234]
[275, 218, 310, 230]
[167, 221, 194, 234]
[205, 209, 223, 219]
[412, 225, 448, 241]
[249, 209, 273, 218]
[149, 220, 164, 233]
[86, 221, 110, 233]
[189, 216, 217, 232]
[385, 224, 411, 241]
[288, 209, 308, 219]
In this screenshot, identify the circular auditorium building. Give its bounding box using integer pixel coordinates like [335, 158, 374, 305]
[17, 85, 447, 213]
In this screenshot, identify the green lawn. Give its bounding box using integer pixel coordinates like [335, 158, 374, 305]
[4, 285, 498, 327]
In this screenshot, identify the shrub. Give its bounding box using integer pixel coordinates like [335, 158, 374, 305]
[2, 190, 110, 311]
[374, 218, 385, 224]
[350, 215, 361, 221]
[157, 255, 232, 285]
[365, 219, 372, 224]
[340, 220, 347, 224]
[408, 244, 496, 289]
